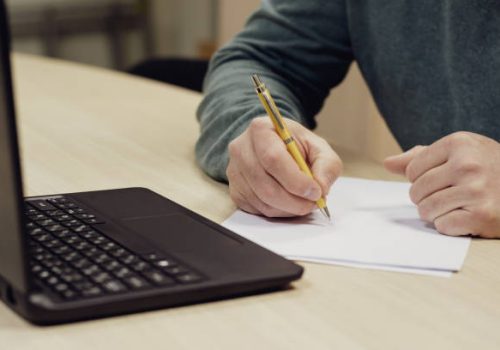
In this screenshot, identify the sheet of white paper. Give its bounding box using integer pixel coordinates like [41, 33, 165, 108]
[223, 177, 470, 275]
[289, 257, 452, 277]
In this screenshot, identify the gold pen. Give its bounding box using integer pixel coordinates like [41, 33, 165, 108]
[251, 74, 331, 220]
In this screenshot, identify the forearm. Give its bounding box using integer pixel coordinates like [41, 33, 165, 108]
[196, 0, 353, 181]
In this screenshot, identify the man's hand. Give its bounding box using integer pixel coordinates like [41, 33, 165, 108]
[384, 132, 500, 238]
[226, 116, 342, 217]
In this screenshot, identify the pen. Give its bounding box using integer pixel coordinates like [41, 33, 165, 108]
[251, 74, 331, 220]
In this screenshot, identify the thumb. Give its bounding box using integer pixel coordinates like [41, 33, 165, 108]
[384, 145, 426, 175]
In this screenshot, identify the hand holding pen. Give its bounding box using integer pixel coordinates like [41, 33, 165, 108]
[224, 74, 342, 218]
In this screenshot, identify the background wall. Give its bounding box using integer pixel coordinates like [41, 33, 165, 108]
[7, 0, 216, 69]
[8, 0, 401, 161]
[217, 0, 401, 162]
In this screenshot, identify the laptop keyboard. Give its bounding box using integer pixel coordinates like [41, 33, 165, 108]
[25, 197, 203, 301]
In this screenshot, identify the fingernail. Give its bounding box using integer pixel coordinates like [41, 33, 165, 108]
[304, 187, 320, 201]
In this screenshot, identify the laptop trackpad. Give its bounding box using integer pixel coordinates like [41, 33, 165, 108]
[121, 214, 241, 258]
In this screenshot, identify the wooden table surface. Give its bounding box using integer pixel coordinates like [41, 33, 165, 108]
[2, 53, 500, 350]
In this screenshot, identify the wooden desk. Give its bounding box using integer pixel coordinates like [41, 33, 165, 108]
[3, 53, 500, 350]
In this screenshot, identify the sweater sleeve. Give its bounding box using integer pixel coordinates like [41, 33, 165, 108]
[196, 0, 354, 182]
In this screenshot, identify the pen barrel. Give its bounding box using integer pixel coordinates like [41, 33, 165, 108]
[253, 76, 329, 214]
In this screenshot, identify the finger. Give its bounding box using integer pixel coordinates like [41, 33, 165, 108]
[232, 138, 317, 216]
[405, 140, 451, 182]
[433, 209, 475, 236]
[304, 133, 343, 196]
[409, 162, 453, 204]
[417, 186, 472, 222]
[384, 146, 426, 176]
[230, 168, 298, 217]
[249, 118, 322, 201]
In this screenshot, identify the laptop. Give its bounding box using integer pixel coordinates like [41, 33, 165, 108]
[0, 1, 302, 325]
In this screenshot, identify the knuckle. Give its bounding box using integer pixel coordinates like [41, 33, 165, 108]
[249, 117, 268, 133]
[445, 131, 474, 149]
[467, 181, 485, 198]
[227, 139, 241, 158]
[260, 148, 282, 169]
[460, 160, 482, 175]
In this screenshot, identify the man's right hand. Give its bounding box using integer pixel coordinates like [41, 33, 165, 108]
[226, 116, 342, 217]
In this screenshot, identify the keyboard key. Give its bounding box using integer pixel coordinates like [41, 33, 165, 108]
[72, 258, 92, 269]
[82, 265, 102, 276]
[75, 213, 95, 220]
[45, 224, 66, 233]
[176, 272, 203, 284]
[163, 266, 189, 276]
[52, 245, 72, 255]
[46, 276, 59, 285]
[61, 251, 83, 263]
[81, 286, 103, 298]
[73, 241, 92, 251]
[54, 283, 70, 293]
[61, 271, 84, 283]
[25, 221, 36, 229]
[29, 200, 56, 211]
[47, 197, 69, 205]
[57, 203, 78, 210]
[102, 280, 127, 293]
[83, 218, 105, 225]
[63, 219, 83, 228]
[100, 241, 118, 251]
[154, 258, 178, 268]
[27, 227, 44, 236]
[109, 248, 127, 258]
[92, 272, 113, 284]
[54, 214, 73, 222]
[66, 208, 85, 215]
[143, 270, 175, 286]
[60, 289, 78, 300]
[37, 219, 57, 227]
[119, 254, 139, 265]
[43, 239, 63, 249]
[113, 267, 133, 279]
[124, 275, 150, 289]
[141, 252, 168, 261]
[81, 230, 100, 240]
[25, 208, 39, 216]
[52, 229, 73, 239]
[30, 214, 47, 221]
[103, 260, 123, 271]
[38, 270, 51, 279]
[46, 209, 65, 217]
[73, 225, 90, 233]
[92, 253, 112, 265]
[131, 260, 151, 272]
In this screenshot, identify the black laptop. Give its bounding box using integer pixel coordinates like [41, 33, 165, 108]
[0, 1, 302, 325]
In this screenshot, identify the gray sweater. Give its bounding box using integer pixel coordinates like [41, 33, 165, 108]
[196, 0, 500, 182]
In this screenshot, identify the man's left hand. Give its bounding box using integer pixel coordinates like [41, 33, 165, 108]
[384, 132, 500, 238]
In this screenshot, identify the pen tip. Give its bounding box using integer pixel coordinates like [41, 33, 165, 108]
[320, 207, 331, 221]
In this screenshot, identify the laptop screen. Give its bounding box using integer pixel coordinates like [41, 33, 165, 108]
[0, 0, 29, 293]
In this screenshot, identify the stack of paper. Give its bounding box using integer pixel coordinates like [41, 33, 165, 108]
[223, 177, 471, 277]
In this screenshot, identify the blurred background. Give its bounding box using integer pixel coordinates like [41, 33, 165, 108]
[6, 0, 401, 162]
